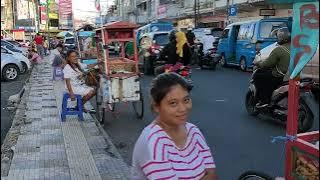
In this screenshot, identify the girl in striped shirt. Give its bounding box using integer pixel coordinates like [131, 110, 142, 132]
[132, 73, 217, 180]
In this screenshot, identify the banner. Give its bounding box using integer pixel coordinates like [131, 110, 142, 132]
[16, 0, 35, 20]
[157, 5, 167, 19]
[59, 0, 73, 29]
[289, 2, 319, 79]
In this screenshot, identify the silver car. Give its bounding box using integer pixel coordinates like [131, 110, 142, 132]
[1, 48, 23, 81]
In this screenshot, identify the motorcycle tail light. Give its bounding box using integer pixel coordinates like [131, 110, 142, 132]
[300, 82, 313, 91]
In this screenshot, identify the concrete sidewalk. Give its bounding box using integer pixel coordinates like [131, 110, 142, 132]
[1, 55, 130, 180]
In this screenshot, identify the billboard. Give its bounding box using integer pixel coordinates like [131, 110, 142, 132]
[16, 0, 35, 20]
[59, 0, 73, 29]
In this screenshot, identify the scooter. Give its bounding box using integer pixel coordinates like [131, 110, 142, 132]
[198, 45, 221, 70]
[164, 63, 193, 88]
[245, 68, 315, 133]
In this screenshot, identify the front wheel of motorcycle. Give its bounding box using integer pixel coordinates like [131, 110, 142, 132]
[297, 98, 314, 133]
[245, 90, 259, 116]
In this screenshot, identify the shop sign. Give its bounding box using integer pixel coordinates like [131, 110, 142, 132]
[259, 9, 276, 16]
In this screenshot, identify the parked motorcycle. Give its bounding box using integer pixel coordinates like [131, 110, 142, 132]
[245, 68, 315, 133]
[198, 45, 221, 70]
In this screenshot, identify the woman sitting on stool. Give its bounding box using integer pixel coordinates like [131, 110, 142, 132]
[62, 49, 102, 113]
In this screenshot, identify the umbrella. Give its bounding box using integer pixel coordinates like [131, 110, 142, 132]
[56, 31, 74, 38]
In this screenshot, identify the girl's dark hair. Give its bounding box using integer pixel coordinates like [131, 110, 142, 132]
[150, 73, 192, 106]
[66, 49, 82, 72]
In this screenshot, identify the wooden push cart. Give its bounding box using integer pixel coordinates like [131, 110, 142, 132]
[94, 21, 144, 124]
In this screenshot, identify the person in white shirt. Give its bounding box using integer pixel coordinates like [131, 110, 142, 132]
[202, 34, 215, 53]
[62, 49, 102, 113]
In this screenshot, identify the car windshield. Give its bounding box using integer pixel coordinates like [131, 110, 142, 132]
[7, 41, 21, 47]
[212, 30, 223, 38]
[153, 34, 169, 46]
[5, 45, 21, 53]
[259, 21, 288, 38]
[65, 38, 75, 44]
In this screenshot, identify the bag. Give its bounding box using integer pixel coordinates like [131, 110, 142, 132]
[53, 67, 64, 80]
[84, 69, 99, 87]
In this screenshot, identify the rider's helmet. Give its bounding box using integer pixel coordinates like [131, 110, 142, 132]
[277, 27, 291, 45]
[187, 25, 193, 31]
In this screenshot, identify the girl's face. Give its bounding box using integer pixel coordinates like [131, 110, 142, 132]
[154, 84, 192, 126]
[68, 52, 78, 64]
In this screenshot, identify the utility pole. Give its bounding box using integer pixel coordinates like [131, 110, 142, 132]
[194, 0, 200, 28]
[46, 0, 50, 40]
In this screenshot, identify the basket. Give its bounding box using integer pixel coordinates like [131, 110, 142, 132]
[292, 146, 319, 180]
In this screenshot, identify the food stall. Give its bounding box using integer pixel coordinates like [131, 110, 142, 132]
[94, 21, 144, 124]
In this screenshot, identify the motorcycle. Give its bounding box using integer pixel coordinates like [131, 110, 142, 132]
[245, 67, 315, 133]
[164, 63, 193, 88]
[198, 45, 221, 70]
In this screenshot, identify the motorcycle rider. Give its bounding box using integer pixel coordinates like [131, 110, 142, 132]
[255, 27, 291, 108]
[186, 26, 196, 46]
[155, 30, 179, 75]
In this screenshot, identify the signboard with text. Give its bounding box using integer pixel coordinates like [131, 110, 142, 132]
[259, 9, 276, 16]
[59, 0, 73, 29]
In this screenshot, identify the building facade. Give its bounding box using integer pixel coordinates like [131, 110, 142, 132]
[117, 0, 293, 29]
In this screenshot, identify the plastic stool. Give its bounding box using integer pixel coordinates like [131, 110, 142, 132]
[61, 92, 84, 121]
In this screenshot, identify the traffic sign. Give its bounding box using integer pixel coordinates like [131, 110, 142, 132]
[229, 6, 237, 16]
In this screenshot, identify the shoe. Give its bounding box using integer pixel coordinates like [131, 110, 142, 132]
[256, 102, 268, 108]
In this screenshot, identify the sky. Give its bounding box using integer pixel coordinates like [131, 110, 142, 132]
[72, 0, 115, 28]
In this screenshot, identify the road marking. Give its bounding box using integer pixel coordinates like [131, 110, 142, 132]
[215, 99, 226, 102]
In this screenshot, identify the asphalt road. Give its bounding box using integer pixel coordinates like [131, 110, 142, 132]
[1, 71, 31, 144]
[96, 67, 319, 179]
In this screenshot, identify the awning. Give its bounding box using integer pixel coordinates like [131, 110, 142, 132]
[56, 31, 74, 37]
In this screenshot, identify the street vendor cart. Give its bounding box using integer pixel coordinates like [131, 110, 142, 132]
[239, 0, 319, 179]
[94, 21, 144, 124]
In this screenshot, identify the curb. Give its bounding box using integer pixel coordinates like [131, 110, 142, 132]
[1, 77, 31, 177]
[88, 103, 127, 162]
[1, 63, 34, 177]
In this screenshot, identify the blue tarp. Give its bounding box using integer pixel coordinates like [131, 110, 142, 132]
[78, 31, 95, 37]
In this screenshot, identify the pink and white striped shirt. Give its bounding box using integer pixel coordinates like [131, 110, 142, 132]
[131, 122, 216, 180]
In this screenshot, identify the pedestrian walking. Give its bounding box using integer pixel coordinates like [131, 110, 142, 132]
[34, 33, 44, 58]
[43, 38, 50, 56]
[131, 73, 217, 180]
[52, 44, 66, 81]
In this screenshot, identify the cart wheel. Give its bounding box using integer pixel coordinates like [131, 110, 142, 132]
[107, 103, 116, 112]
[132, 91, 144, 119]
[95, 95, 104, 124]
[238, 171, 273, 180]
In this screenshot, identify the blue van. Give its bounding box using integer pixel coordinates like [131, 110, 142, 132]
[136, 22, 174, 46]
[217, 17, 292, 71]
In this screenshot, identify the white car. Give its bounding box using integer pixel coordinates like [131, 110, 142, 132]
[1, 46, 31, 74]
[1, 48, 23, 81]
[1, 40, 28, 56]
